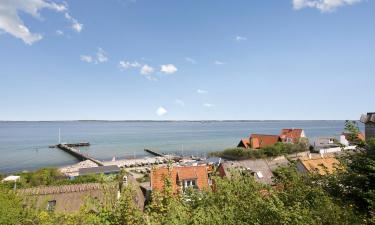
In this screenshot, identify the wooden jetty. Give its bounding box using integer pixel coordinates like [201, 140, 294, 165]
[49, 142, 90, 148]
[57, 144, 103, 166]
[144, 148, 165, 157]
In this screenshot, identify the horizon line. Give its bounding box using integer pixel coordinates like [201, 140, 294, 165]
[0, 119, 360, 122]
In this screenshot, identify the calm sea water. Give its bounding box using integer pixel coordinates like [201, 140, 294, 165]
[0, 121, 363, 173]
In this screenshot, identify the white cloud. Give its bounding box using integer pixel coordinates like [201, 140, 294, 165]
[119, 60, 141, 70]
[56, 30, 64, 36]
[214, 60, 226, 65]
[292, 0, 363, 12]
[156, 106, 167, 116]
[141, 64, 154, 75]
[80, 48, 108, 64]
[185, 57, 197, 64]
[197, 89, 208, 94]
[96, 48, 108, 63]
[203, 103, 215, 108]
[160, 64, 178, 74]
[175, 99, 185, 107]
[80, 55, 93, 63]
[235, 36, 247, 42]
[0, 1, 82, 45]
[0, 0, 66, 44]
[64, 12, 83, 33]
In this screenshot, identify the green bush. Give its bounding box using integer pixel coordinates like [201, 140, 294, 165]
[210, 141, 308, 160]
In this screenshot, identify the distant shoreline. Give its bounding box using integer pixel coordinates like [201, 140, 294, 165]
[0, 120, 352, 122]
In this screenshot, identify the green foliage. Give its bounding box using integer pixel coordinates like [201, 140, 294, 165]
[1, 168, 118, 190]
[320, 138, 375, 223]
[210, 141, 308, 160]
[2, 139, 375, 224]
[344, 120, 365, 146]
[0, 186, 37, 225]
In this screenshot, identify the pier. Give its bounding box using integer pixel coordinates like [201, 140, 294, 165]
[57, 144, 103, 166]
[144, 148, 165, 157]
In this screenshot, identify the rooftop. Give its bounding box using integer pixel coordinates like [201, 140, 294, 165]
[79, 165, 120, 176]
[298, 157, 340, 175]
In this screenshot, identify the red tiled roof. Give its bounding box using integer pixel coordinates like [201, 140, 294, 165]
[151, 165, 209, 193]
[237, 138, 251, 148]
[250, 134, 280, 149]
[280, 129, 304, 143]
[342, 132, 365, 142]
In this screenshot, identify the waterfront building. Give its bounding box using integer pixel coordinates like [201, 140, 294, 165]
[237, 128, 305, 149]
[280, 128, 306, 143]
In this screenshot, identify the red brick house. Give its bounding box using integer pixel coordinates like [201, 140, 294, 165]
[279, 129, 305, 143]
[237, 128, 306, 149]
[237, 138, 251, 148]
[150, 165, 210, 194]
[250, 134, 281, 149]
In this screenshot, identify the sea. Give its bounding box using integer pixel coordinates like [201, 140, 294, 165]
[0, 121, 364, 173]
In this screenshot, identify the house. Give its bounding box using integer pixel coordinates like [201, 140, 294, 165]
[342, 132, 366, 143]
[237, 138, 251, 149]
[20, 183, 118, 213]
[249, 134, 281, 149]
[218, 156, 289, 185]
[78, 165, 120, 176]
[361, 112, 375, 140]
[313, 135, 357, 154]
[280, 129, 306, 143]
[20, 175, 145, 212]
[314, 137, 336, 147]
[150, 165, 210, 194]
[237, 128, 305, 149]
[296, 156, 340, 175]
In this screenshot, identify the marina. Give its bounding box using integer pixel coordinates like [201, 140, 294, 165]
[0, 120, 363, 173]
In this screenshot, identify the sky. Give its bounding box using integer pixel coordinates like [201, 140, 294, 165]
[0, 0, 374, 121]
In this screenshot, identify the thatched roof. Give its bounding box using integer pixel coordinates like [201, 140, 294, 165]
[19, 183, 112, 196]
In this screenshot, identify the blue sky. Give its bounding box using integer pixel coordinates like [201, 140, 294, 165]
[0, 0, 374, 120]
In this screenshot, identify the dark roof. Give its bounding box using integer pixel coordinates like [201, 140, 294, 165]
[79, 165, 120, 176]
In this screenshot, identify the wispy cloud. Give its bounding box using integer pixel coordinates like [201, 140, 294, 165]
[292, 0, 363, 12]
[141, 64, 154, 75]
[96, 48, 108, 63]
[156, 106, 168, 116]
[175, 99, 185, 107]
[118, 60, 141, 70]
[80, 48, 108, 64]
[64, 13, 83, 33]
[56, 30, 64, 36]
[80, 55, 93, 63]
[0, 0, 65, 44]
[185, 57, 197, 64]
[235, 36, 247, 42]
[203, 103, 215, 108]
[214, 60, 226, 65]
[0, 1, 82, 45]
[160, 64, 178, 74]
[197, 89, 208, 94]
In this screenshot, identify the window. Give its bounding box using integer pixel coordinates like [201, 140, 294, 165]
[46, 200, 56, 212]
[183, 179, 197, 190]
